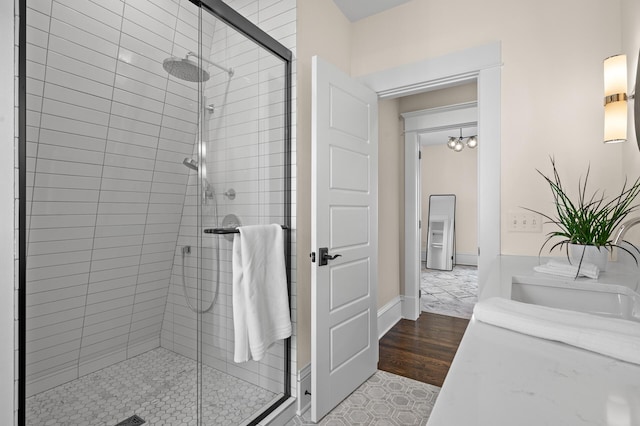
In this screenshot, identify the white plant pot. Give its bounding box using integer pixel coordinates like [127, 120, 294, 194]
[568, 244, 609, 272]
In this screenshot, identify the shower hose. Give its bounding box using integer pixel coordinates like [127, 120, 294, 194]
[181, 190, 220, 314]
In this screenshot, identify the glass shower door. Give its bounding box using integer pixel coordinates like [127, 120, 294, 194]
[195, 3, 291, 424]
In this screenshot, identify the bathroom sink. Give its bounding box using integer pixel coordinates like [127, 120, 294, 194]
[511, 279, 640, 323]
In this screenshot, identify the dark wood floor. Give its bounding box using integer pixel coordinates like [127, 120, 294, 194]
[378, 312, 470, 387]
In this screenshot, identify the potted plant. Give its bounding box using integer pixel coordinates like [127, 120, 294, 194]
[526, 157, 640, 272]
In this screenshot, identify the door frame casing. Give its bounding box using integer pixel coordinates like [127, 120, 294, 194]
[359, 42, 501, 320]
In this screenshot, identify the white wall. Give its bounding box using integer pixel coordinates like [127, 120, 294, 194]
[350, 0, 631, 257]
[378, 98, 402, 307]
[421, 144, 477, 259]
[2, 0, 16, 423]
[622, 0, 640, 243]
[296, 0, 352, 369]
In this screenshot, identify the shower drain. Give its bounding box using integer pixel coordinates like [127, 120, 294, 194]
[114, 414, 145, 426]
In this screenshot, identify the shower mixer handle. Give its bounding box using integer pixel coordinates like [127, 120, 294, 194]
[224, 188, 236, 200]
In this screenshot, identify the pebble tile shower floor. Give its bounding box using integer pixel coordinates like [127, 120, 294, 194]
[26, 348, 277, 425]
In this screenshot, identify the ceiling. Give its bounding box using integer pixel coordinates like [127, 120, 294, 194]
[332, 0, 412, 22]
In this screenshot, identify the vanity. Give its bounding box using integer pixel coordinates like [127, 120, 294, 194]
[427, 255, 640, 425]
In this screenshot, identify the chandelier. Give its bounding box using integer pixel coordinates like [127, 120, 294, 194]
[446, 128, 478, 152]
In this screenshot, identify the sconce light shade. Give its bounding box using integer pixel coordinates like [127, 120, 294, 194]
[447, 137, 457, 150]
[604, 101, 627, 143]
[604, 54, 627, 96]
[466, 136, 478, 148]
[603, 54, 628, 143]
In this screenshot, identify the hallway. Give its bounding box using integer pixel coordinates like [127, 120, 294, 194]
[420, 265, 478, 319]
[378, 312, 470, 387]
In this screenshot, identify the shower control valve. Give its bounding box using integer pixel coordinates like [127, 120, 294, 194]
[223, 188, 236, 200]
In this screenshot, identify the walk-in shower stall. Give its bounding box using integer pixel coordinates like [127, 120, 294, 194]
[19, 0, 292, 424]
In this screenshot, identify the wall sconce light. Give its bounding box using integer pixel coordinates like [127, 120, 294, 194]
[603, 54, 630, 143]
[446, 128, 478, 152]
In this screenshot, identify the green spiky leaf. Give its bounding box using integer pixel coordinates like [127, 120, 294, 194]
[523, 157, 640, 274]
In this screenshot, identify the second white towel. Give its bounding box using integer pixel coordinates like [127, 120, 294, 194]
[533, 259, 599, 279]
[473, 297, 640, 365]
[232, 224, 292, 363]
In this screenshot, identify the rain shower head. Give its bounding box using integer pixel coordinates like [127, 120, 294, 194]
[163, 52, 233, 82]
[163, 57, 210, 82]
[183, 157, 198, 171]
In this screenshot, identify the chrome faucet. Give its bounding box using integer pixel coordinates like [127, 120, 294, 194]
[613, 216, 640, 245]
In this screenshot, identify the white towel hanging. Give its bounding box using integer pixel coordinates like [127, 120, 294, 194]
[232, 224, 291, 363]
[533, 259, 599, 279]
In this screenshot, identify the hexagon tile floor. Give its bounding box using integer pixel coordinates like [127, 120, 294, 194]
[287, 370, 441, 426]
[26, 348, 277, 425]
[420, 265, 478, 319]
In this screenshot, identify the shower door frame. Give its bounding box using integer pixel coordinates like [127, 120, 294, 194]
[16, 1, 293, 425]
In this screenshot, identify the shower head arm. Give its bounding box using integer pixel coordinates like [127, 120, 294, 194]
[186, 52, 234, 77]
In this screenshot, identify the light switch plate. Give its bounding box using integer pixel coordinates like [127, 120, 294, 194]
[507, 210, 542, 233]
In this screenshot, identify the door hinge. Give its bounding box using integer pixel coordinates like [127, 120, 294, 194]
[419, 219, 421, 229]
[310, 252, 316, 263]
[418, 150, 422, 160]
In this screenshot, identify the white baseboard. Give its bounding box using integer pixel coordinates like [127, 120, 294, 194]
[421, 251, 477, 267]
[377, 296, 402, 339]
[296, 363, 312, 416]
[455, 253, 477, 266]
[401, 295, 420, 320]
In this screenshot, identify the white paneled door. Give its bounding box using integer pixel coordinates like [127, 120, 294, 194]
[311, 56, 379, 422]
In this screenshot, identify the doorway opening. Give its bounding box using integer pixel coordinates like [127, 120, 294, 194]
[359, 41, 501, 320]
[400, 90, 479, 320]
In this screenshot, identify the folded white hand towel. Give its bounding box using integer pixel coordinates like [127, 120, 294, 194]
[533, 259, 599, 279]
[232, 224, 292, 363]
[473, 297, 640, 365]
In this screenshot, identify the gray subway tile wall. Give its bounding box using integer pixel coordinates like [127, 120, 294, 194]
[24, 0, 297, 403]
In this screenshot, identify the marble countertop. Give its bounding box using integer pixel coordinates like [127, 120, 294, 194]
[427, 255, 640, 426]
